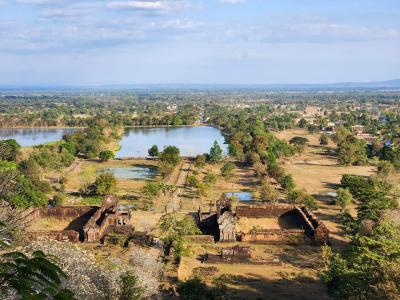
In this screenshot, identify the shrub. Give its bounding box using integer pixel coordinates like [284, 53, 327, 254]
[99, 150, 115, 161]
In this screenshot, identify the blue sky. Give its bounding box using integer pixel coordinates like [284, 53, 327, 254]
[0, 0, 399, 85]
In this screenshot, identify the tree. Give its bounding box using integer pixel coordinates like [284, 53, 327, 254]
[186, 175, 200, 188]
[337, 136, 367, 166]
[220, 162, 235, 180]
[159, 213, 200, 259]
[203, 173, 217, 185]
[377, 160, 393, 178]
[280, 174, 296, 192]
[141, 182, 161, 207]
[297, 118, 308, 128]
[99, 150, 115, 161]
[289, 136, 309, 154]
[288, 189, 318, 210]
[323, 222, 400, 300]
[228, 144, 238, 158]
[209, 141, 223, 163]
[194, 154, 206, 169]
[319, 134, 329, 146]
[335, 188, 352, 210]
[119, 271, 145, 300]
[260, 180, 279, 203]
[0, 139, 21, 161]
[159, 146, 181, 166]
[341, 175, 396, 221]
[0, 250, 75, 299]
[148, 145, 159, 158]
[94, 173, 117, 195]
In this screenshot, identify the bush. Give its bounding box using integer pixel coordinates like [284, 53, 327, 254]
[148, 145, 159, 158]
[159, 146, 181, 166]
[186, 175, 199, 188]
[280, 174, 296, 192]
[99, 150, 115, 161]
[335, 188, 352, 210]
[194, 154, 206, 169]
[220, 162, 235, 180]
[203, 173, 217, 185]
[94, 173, 117, 195]
[260, 180, 279, 203]
[287, 189, 318, 210]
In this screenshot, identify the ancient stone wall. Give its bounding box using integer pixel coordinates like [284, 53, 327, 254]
[240, 229, 310, 245]
[235, 204, 295, 218]
[28, 230, 80, 243]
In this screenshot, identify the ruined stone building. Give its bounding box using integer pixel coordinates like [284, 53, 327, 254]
[198, 195, 329, 245]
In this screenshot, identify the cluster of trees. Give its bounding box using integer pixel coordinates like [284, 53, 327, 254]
[0, 140, 53, 208]
[158, 213, 200, 260]
[80, 173, 117, 196]
[63, 121, 123, 159]
[323, 172, 399, 299]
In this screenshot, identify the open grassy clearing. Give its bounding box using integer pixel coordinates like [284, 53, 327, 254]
[275, 128, 377, 248]
[179, 242, 329, 300]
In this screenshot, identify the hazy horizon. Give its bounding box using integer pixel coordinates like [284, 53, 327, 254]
[1, 0, 399, 85]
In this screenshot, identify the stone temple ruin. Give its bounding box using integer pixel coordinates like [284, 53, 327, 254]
[198, 195, 329, 245]
[23, 195, 132, 243]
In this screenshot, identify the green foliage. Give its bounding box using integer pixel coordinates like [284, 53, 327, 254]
[158, 161, 175, 179]
[336, 188, 353, 210]
[322, 222, 400, 300]
[0, 169, 48, 209]
[94, 173, 117, 195]
[159, 145, 181, 166]
[203, 173, 217, 185]
[18, 159, 40, 177]
[377, 160, 393, 178]
[177, 276, 228, 300]
[337, 135, 367, 166]
[297, 118, 308, 128]
[209, 141, 223, 163]
[52, 194, 65, 207]
[148, 145, 159, 158]
[267, 163, 285, 182]
[287, 189, 318, 210]
[159, 213, 200, 259]
[319, 134, 329, 145]
[341, 175, 396, 221]
[228, 144, 238, 158]
[0, 161, 17, 171]
[289, 136, 309, 146]
[220, 162, 235, 180]
[99, 150, 115, 161]
[280, 174, 296, 192]
[119, 271, 145, 300]
[0, 139, 21, 161]
[30, 147, 75, 170]
[186, 175, 200, 188]
[0, 250, 76, 299]
[260, 180, 279, 203]
[194, 154, 206, 169]
[59, 142, 77, 156]
[141, 182, 161, 202]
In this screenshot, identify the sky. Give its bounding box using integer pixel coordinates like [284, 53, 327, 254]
[0, 0, 399, 85]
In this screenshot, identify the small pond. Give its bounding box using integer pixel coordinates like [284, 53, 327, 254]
[0, 128, 79, 147]
[225, 192, 253, 202]
[97, 165, 157, 180]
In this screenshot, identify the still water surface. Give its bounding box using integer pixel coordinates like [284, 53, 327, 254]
[98, 165, 157, 180]
[0, 128, 77, 146]
[116, 126, 227, 158]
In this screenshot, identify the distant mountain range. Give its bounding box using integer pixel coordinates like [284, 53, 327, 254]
[1, 79, 400, 92]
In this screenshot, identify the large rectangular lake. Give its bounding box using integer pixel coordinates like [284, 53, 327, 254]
[116, 126, 227, 158]
[0, 128, 78, 147]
